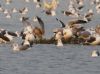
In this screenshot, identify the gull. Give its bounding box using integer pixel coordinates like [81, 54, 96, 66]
[96, 3, 100, 13]
[5, 0, 12, 5]
[33, 0, 42, 8]
[12, 40, 30, 52]
[0, 29, 19, 43]
[43, 0, 59, 16]
[24, 0, 30, 3]
[54, 31, 63, 47]
[84, 9, 94, 22]
[11, 8, 18, 13]
[33, 16, 45, 39]
[0, 5, 4, 12]
[19, 7, 29, 15]
[3, 9, 9, 14]
[5, 13, 12, 19]
[91, 50, 100, 57]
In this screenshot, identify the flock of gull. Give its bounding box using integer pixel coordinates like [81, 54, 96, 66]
[0, 0, 100, 57]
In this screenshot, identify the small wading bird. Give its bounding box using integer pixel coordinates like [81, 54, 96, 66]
[3, 9, 9, 14]
[5, 0, 12, 5]
[33, 0, 42, 8]
[0, 29, 19, 43]
[5, 13, 12, 19]
[96, 3, 100, 13]
[24, 0, 30, 3]
[61, 10, 73, 16]
[91, 49, 100, 57]
[43, 0, 59, 10]
[61, 10, 80, 17]
[68, 0, 80, 17]
[84, 9, 94, 22]
[74, 0, 84, 10]
[12, 40, 30, 51]
[43, 0, 59, 16]
[53, 30, 63, 47]
[19, 7, 29, 15]
[3, 9, 12, 19]
[0, 5, 4, 12]
[11, 8, 18, 13]
[33, 0, 40, 3]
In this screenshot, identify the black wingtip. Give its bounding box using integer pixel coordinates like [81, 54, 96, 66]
[56, 18, 65, 28]
[56, 18, 59, 21]
[35, 16, 45, 33]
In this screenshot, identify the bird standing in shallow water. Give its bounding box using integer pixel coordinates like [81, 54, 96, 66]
[0, 5, 4, 12]
[12, 40, 30, 52]
[11, 8, 18, 13]
[24, 0, 30, 3]
[5, 13, 11, 19]
[5, 0, 12, 5]
[33, 0, 42, 8]
[43, 0, 59, 16]
[19, 7, 29, 15]
[54, 31, 63, 47]
[91, 49, 100, 57]
[3, 9, 9, 14]
[96, 3, 100, 14]
[84, 9, 94, 22]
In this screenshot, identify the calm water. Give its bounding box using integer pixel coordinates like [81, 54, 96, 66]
[0, 0, 100, 74]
